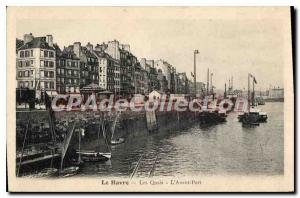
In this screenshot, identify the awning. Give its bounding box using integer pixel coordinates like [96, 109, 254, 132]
[46, 91, 58, 97]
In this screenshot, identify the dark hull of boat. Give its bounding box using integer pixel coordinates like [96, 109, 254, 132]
[199, 112, 227, 125]
[241, 114, 260, 127]
[76, 151, 111, 162]
[81, 155, 109, 162]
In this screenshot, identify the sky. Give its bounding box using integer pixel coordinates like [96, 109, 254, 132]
[16, 7, 289, 91]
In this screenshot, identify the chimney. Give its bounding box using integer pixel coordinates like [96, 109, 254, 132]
[86, 42, 93, 51]
[107, 40, 119, 59]
[146, 60, 154, 68]
[121, 44, 130, 52]
[24, 33, 34, 44]
[73, 42, 81, 58]
[95, 44, 102, 51]
[140, 58, 146, 69]
[46, 35, 53, 47]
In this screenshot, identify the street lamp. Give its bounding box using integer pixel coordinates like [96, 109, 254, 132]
[194, 50, 199, 97]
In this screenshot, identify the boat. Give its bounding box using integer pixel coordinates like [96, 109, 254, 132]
[241, 110, 260, 126]
[75, 113, 112, 162]
[258, 111, 268, 122]
[38, 168, 58, 177]
[217, 110, 227, 122]
[59, 121, 80, 176]
[199, 109, 227, 125]
[110, 111, 126, 145]
[59, 166, 79, 177]
[111, 138, 125, 145]
[240, 74, 267, 126]
[76, 150, 111, 162]
[16, 110, 61, 176]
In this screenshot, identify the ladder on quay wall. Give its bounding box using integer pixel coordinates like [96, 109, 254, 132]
[130, 152, 159, 178]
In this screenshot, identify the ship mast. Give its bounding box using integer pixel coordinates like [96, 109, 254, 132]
[207, 68, 209, 96]
[248, 74, 250, 112]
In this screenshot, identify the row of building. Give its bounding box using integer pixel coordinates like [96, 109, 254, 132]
[16, 33, 197, 98]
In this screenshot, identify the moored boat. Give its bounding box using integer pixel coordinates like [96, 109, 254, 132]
[38, 168, 58, 177]
[76, 150, 111, 162]
[60, 166, 79, 177]
[111, 137, 125, 145]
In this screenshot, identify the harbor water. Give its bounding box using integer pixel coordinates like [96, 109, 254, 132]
[79, 102, 284, 177]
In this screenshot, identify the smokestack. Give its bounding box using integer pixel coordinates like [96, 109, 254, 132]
[73, 42, 81, 58]
[46, 35, 53, 47]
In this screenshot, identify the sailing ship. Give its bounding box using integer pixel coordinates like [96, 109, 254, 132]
[110, 111, 125, 145]
[16, 109, 61, 177]
[59, 121, 80, 177]
[239, 73, 268, 126]
[76, 113, 111, 162]
[198, 69, 227, 125]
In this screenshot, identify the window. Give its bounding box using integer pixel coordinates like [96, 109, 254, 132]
[57, 68, 60, 74]
[44, 51, 48, 57]
[49, 71, 54, 78]
[30, 50, 33, 57]
[40, 60, 44, 67]
[50, 81, 54, 89]
[20, 51, 24, 58]
[26, 61, 30, 67]
[68, 70, 71, 75]
[49, 61, 54, 67]
[44, 61, 48, 67]
[40, 50, 44, 57]
[49, 51, 54, 58]
[45, 82, 49, 89]
[30, 60, 34, 65]
[18, 71, 22, 77]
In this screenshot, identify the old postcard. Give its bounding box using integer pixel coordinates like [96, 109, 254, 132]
[7, 7, 294, 192]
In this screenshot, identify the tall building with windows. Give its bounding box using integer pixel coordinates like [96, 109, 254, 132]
[177, 72, 189, 94]
[133, 62, 144, 94]
[98, 40, 121, 95]
[93, 44, 116, 93]
[54, 45, 80, 94]
[66, 42, 99, 88]
[16, 33, 56, 98]
[154, 59, 173, 92]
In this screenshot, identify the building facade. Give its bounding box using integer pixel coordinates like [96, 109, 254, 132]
[16, 33, 56, 98]
[67, 42, 99, 88]
[55, 45, 80, 94]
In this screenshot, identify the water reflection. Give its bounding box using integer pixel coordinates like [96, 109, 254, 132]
[79, 102, 283, 177]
